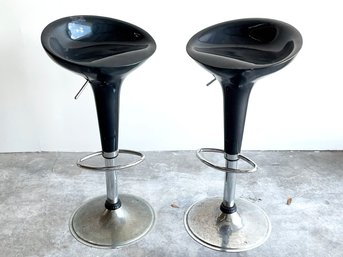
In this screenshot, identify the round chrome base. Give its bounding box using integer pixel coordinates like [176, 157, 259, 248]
[184, 197, 271, 252]
[70, 194, 155, 248]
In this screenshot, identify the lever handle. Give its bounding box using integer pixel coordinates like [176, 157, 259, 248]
[206, 76, 216, 86]
[74, 79, 89, 100]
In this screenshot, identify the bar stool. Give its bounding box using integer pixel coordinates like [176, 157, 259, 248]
[185, 18, 302, 252]
[41, 15, 156, 248]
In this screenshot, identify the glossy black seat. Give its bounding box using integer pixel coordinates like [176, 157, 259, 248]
[185, 18, 302, 252]
[41, 16, 156, 80]
[41, 16, 156, 249]
[187, 18, 302, 80]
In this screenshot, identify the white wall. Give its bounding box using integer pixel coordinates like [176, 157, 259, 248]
[0, 0, 342, 152]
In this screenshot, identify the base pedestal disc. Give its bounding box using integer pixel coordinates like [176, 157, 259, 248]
[184, 197, 271, 252]
[70, 194, 155, 248]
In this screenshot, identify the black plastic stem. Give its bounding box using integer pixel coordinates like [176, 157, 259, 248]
[90, 80, 122, 153]
[222, 81, 254, 155]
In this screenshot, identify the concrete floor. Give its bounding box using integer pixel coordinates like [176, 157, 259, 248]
[0, 151, 342, 257]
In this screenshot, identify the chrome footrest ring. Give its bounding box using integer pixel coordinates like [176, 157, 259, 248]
[77, 149, 145, 171]
[196, 148, 257, 173]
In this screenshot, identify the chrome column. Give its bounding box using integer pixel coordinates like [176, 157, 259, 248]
[103, 151, 120, 205]
[222, 154, 238, 208]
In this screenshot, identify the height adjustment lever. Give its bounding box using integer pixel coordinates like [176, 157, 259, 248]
[74, 79, 89, 100]
[206, 76, 216, 86]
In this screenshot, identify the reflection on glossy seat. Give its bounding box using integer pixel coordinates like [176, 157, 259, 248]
[41, 15, 156, 249]
[185, 18, 302, 252]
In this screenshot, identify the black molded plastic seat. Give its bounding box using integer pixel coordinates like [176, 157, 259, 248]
[41, 15, 156, 153]
[187, 18, 302, 155]
[187, 18, 302, 80]
[41, 15, 156, 80]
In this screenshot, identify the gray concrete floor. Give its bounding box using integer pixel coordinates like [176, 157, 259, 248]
[0, 151, 342, 257]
